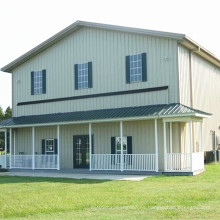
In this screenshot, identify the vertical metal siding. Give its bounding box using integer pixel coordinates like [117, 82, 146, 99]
[12, 27, 179, 117]
[178, 45, 220, 151]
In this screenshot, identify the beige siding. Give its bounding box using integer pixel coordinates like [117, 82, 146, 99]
[13, 120, 181, 171]
[12, 27, 179, 117]
[178, 45, 191, 107]
[15, 128, 32, 155]
[178, 45, 220, 151]
[16, 90, 168, 116]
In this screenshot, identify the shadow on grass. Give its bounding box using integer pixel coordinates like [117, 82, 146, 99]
[0, 175, 111, 185]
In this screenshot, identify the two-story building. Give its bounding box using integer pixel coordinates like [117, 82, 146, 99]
[0, 21, 219, 174]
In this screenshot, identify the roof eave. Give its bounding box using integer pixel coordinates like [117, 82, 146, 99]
[179, 36, 220, 68]
[1, 20, 185, 73]
[0, 21, 82, 73]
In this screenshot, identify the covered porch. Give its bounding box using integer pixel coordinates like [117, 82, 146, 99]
[0, 104, 211, 174]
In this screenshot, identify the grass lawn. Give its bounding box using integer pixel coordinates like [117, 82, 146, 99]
[0, 164, 219, 219]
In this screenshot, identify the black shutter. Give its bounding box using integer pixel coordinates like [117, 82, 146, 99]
[88, 62, 93, 88]
[92, 135, 94, 154]
[142, 53, 147, 82]
[31, 71, 34, 95]
[126, 55, 130, 83]
[74, 64, 78, 90]
[42, 139, 46, 154]
[111, 137, 116, 154]
[54, 139, 58, 154]
[42, 69, 46, 94]
[111, 137, 116, 165]
[127, 136, 132, 165]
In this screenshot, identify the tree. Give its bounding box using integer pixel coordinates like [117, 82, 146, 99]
[0, 106, 12, 154]
[4, 107, 12, 120]
[0, 106, 4, 121]
[0, 106, 5, 153]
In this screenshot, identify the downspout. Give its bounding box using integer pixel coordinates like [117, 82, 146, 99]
[189, 47, 200, 152]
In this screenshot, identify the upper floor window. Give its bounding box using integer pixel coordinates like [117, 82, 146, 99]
[31, 69, 46, 95]
[34, 71, 43, 94]
[126, 53, 147, 83]
[74, 62, 92, 90]
[78, 63, 88, 89]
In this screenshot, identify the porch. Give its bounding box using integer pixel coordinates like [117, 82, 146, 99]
[0, 104, 210, 174]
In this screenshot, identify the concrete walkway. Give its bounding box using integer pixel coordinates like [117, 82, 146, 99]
[0, 170, 154, 181]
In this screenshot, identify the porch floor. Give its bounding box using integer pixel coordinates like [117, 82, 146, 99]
[0, 169, 161, 181]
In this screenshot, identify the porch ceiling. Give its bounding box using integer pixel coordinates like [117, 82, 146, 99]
[0, 103, 211, 128]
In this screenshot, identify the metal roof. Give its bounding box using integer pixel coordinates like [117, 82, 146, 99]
[0, 103, 211, 128]
[1, 21, 219, 72]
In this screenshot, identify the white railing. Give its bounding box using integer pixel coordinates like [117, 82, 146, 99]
[0, 155, 6, 168]
[10, 155, 58, 169]
[35, 155, 58, 169]
[91, 154, 156, 171]
[11, 155, 33, 169]
[192, 152, 204, 171]
[91, 154, 121, 170]
[167, 153, 191, 171]
[123, 154, 156, 171]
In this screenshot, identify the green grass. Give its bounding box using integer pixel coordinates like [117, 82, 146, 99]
[0, 164, 220, 219]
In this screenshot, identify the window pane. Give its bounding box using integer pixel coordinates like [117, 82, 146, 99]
[77, 62, 88, 89]
[129, 53, 142, 83]
[115, 137, 127, 153]
[34, 70, 43, 94]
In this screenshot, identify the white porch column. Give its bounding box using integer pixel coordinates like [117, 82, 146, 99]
[4, 130, 7, 169]
[57, 125, 60, 170]
[120, 121, 123, 171]
[9, 128, 12, 169]
[13, 131, 16, 156]
[169, 122, 173, 170]
[200, 121, 203, 152]
[89, 123, 92, 171]
[163, 121, 167, 171]
[154, 119, 158, 172]
[32, 127, 35, 170]
[189, 121, 193, 172]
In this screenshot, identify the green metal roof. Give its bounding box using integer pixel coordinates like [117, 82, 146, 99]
[0, 103, 211, 128]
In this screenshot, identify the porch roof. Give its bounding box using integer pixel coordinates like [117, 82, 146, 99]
[0, 103, 211, 128]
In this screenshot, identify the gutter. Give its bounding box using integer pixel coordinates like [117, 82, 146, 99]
[181, 36, 220, 68]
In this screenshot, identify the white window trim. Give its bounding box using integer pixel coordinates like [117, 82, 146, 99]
[129, 53, 142, 83]
[78, 62, 89, 89]
[115, 136, 127, 154]
[33, 70, 43, 95]
[45, 139, 55, 154]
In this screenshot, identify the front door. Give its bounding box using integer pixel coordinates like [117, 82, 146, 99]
[73, 135, 90, 168]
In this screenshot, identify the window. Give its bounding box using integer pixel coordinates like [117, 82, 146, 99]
[45, 139, 54, 155]
[31, 69, 46, 95]
[75, 62, 92, 90]
[78, 63, 88, 89]
[130, 54, 142, 82]
[111, 136, 132, 165]
[126, 53, 147, 83]
[34, 71, 43, 94]
[115, 137, 127, 154]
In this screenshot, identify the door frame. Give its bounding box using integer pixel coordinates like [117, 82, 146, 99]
[73, 135, 94, 169]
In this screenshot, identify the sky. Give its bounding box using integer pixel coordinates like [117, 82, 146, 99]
[0, 0, 219, 111]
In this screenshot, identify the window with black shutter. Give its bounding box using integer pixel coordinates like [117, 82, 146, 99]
[42, 139, 57, 155]
[75, 62, 93, 90]
[31, 69, 46, 95]
[126, 53, 147, 83]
